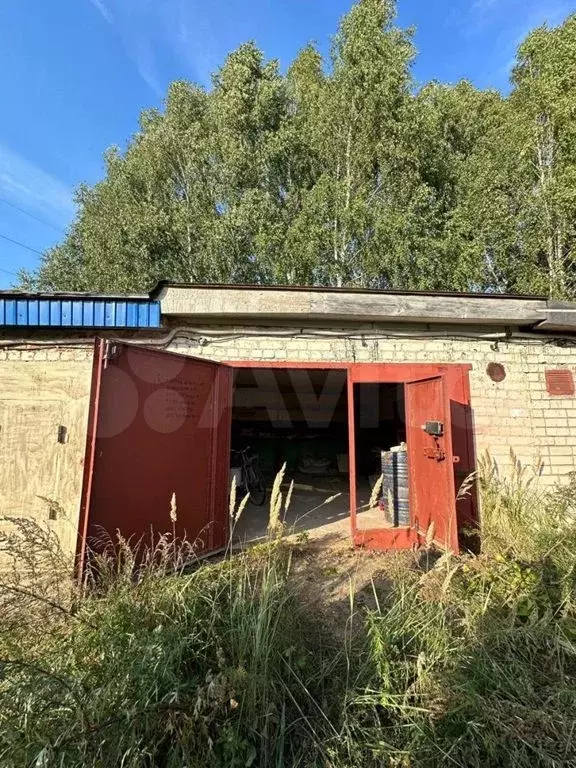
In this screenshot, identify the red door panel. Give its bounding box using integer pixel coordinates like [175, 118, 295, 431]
[406, 375, 458, 551]
[87, 343, 232, 555]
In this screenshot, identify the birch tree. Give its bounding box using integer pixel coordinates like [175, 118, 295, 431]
[25, 3, 576, 298]
[456, 15, 576, 297]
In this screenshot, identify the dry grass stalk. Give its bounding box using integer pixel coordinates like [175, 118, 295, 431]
[284, 479, 295, 515]
[235, 493, 250, 526]
[425, 521, 436, 549]
[228, 474, 237, 521]
[369, 474, 384, 509]
[268, 462, 287, 535]
[456, 471, 477, 501]
[169, 492, 178, 523]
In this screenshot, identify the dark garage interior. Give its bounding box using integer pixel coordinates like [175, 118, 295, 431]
[229, 367, 408, 541]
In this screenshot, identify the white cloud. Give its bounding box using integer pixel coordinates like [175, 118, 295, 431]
[166, 0, 217, 85]
[0, 143, 75, 226]
[86, 0, 163, 94]
[88, 0, 113, 25]
[453, 0, 572, 38]
[495, 0, 574, 82]
[446, 0, 574, 87]
[85, 0, 212, 95]
[131, 37, 164, 97]
[471, 0, 499, 18]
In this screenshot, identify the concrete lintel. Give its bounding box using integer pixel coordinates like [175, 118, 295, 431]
[158, 285, 548, 326]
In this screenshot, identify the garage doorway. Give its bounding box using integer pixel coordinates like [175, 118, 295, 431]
[229, 361, 470, 551]
[229, 366, 412, 543]
[353, 382, 407, 532]
[230, 366, 351, 541]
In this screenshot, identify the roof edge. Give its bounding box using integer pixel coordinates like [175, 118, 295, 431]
[149, 280, 549, 302]
[0, 290, 150, 300]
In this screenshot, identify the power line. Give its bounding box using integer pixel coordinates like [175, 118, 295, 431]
[0, 233, 43, 256]
[0, 197, 65, 234]
[0, 266, 18, 277]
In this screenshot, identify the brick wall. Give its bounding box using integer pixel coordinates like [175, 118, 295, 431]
[0, 344, 95, 560]
[0, 345, 95, 364]
[168, 325, 576, 486]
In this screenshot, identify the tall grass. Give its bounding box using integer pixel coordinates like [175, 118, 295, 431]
[2, 454, 576, 767]
[478, 449, 576, 559]
[0, 479, 337, 768]
[336, 452, 576, 767]
[0, 541, 335, 766]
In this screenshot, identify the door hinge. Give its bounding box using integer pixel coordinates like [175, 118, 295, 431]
[103, 341, 120, 368]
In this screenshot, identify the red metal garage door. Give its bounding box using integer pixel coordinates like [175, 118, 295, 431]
[348, 364, 462, 552]
[405, 375, 458, 551]
[79, 341, 232, 563]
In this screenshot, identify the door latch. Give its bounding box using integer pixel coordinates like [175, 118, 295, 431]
[424, 446, 446, 461]
[423, 446, 460, 462]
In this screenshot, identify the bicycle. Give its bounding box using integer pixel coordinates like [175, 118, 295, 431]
[231, 447, 267, 506]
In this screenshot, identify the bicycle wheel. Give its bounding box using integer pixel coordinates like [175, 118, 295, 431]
[246, 463, 266, 506]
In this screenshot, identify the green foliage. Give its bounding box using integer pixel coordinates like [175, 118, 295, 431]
[455, 15, 576, 297]
[25, 2, 576, 296]
[4, 459, 576, 766]
[336, 458, 576, 767]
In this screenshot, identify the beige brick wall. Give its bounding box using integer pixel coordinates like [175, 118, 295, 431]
[0, 344, 95, 559]
[168, 325, 576, 486]
[2, 325, 573, 564]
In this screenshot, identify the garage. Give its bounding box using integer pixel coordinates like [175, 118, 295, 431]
[15, 282, 576, 568]
[0, 336, 472, 569]
[83, 349, 466, 560]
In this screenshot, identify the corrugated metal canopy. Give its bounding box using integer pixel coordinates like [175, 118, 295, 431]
[0, 294, 161, 328]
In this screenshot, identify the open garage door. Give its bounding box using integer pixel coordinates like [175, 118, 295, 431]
[348, 364, 464, 552]
[79, 341, 232, 564]
[405, 375, 458, 551]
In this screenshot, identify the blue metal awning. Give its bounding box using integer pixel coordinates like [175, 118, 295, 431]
[0, 294, 161, 328]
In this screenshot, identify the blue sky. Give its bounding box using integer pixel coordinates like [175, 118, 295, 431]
[0, 0, 573, 289]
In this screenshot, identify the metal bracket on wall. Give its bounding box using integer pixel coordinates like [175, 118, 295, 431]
[423, 428, 461, 463]
[423, 446, 461, 463]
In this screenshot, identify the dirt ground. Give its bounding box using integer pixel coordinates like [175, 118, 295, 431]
[230, 475, 425, 633]
[285, 525, 418, 634]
